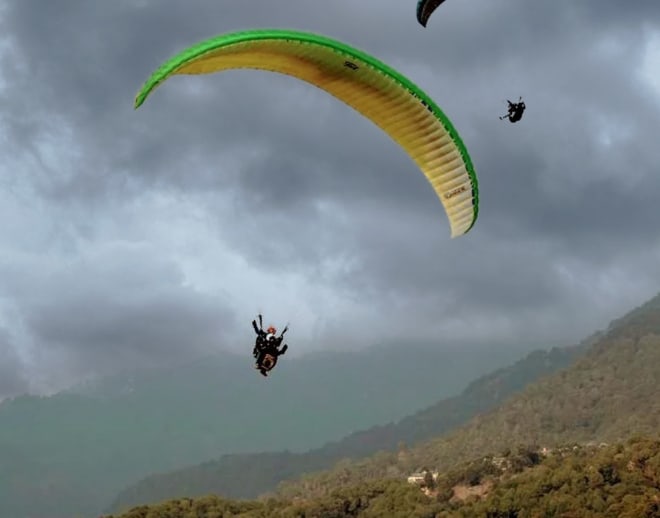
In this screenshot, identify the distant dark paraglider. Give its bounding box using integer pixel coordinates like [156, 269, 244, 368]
[500, 97, 526, 123]
[417, 0, 448, 28]
[134, 29, 479, 238]
[252, 314, 289, 377]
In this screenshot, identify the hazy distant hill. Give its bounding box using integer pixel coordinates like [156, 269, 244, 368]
[0, 341, 524, 518]
[108, 343, 584, 512]
[274, 293, 660, 500]
[104, 436, 660, 518]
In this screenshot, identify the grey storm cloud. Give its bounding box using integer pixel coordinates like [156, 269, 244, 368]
[0, 328, 29, 396]
[2, 242, 237, 391]
[0, 0, 659, 396]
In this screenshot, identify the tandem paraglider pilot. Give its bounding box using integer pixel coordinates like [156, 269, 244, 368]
[251, 314, 289, 377]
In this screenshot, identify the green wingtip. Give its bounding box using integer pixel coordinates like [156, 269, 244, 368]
[134, 88, 149, 109]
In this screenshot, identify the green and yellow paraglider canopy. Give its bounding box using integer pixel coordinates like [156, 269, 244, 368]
[135, 29, 479, 237]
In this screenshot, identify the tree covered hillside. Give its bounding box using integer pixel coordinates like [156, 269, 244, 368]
[0, 342, 523, 518]
[275, 293, 660, 499]
[104, 437, 660, 518]
[109, 343, 583, 510]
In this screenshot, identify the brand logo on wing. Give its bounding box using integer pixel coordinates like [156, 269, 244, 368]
[444, 185, 467, 199]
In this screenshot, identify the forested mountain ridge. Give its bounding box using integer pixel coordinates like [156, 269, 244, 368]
[0, 341, 524, 518]
[104, 436, 660, 518]
[274, 292, 660, 500]
[109, 343, 584, 511]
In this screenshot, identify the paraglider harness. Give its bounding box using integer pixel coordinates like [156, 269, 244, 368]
[252, 314, 289, 377]
[500, 97, 526, 123]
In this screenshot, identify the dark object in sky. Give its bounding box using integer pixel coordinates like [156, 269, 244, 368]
[500, 97, 526, 123]
[251, 314, 289, 377]
[417, 0, 448, 27]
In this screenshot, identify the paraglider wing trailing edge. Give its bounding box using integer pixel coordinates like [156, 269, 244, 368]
[134, 29, 479, 238]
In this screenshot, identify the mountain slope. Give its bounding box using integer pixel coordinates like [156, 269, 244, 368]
[108, 343, 585, 511]
[0, 342, 522, 518]
[275, 293, 660, 499]
[104, 436, 660, 518]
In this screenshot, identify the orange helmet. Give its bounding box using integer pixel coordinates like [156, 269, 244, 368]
[267, 326, 276, 334]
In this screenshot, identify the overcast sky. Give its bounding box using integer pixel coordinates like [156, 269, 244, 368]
[0, 0, 659, 397]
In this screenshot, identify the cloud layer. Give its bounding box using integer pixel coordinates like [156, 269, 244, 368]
[1, 0, 659, 396]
